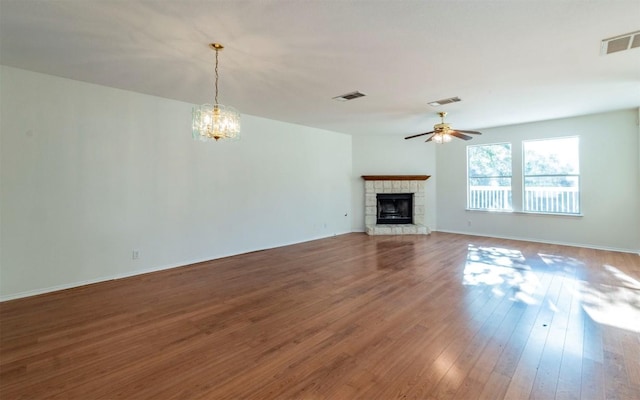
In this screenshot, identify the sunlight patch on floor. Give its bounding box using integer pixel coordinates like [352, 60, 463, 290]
[578, 264, 640, 333]
[463, 245, 539, 305]
[463, 246, 640, 332]
[538, 253, 583, 272]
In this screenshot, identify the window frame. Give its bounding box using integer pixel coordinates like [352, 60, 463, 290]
[466, 142, 513, 212]
[521, 136, 581, 215]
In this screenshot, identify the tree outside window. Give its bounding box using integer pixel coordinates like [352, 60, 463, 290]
[467, 143, 512, 211]
[523, 137, 580, 214]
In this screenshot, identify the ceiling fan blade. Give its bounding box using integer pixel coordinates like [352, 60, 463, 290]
[405, 131, 434, 140]
[456, 130, 482, 135]
[425, 136, 434, 142]
[450, 131, 473, 141]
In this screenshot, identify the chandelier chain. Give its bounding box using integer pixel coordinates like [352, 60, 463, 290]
[214, 48, 219, 105]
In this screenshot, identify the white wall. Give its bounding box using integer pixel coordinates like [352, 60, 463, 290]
[351, 134, 436, 231]
[436, 109, 640, 253]
[0, 66, 352, 300]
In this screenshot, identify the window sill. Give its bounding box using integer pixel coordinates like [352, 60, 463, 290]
[465, 209, 583, 217]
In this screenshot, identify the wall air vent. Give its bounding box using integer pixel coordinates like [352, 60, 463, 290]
[428, 96, 461, 107]
[601, 30, 640, 55]
[332, 91, 366, 101]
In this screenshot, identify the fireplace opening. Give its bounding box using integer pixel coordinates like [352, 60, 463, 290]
[377, 193, 413, 224]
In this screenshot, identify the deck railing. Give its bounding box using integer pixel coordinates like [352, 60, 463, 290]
[468, 186, 580, 214]
[468, 186, 512, 210]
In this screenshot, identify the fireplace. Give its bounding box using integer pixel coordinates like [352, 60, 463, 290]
[377, 193, 413, 224]
[362, 175, 431, 235]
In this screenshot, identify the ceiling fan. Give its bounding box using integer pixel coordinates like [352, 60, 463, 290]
[404, 112, 482, 143]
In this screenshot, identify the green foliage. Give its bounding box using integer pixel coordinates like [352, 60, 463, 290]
[467, 143, 512, 179]
[524, 137, 579, 187]
[524, 150, 577, 175]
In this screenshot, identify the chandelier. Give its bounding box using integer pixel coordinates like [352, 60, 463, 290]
[192, 43, 241, 142]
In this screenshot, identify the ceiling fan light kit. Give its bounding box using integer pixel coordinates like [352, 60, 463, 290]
[404, 112, 482, 144]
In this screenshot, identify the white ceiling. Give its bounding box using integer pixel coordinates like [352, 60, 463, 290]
[1, 0, 639, 135]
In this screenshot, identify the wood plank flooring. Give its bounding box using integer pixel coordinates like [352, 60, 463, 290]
[1, 232, 639, 399]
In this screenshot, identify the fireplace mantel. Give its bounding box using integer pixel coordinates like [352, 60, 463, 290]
[362, 175, 430, 236]
[362, 175, 431, 181]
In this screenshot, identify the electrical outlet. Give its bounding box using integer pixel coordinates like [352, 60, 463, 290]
[132, 250, 140, 260]
[467, 220, 472, 226]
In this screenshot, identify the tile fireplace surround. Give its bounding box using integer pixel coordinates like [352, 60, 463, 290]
[362, 175, 431, 235]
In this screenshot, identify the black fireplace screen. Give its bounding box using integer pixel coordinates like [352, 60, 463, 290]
[377, 193, 413, 224]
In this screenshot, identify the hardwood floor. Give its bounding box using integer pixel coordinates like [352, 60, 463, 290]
[1, 232, 639, 399]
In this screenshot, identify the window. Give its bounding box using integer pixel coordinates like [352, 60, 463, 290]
[523, 137, 580, 214]
[467, 143, 512, 211]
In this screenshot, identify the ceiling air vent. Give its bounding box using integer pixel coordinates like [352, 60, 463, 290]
[428, 96, 461, 107]
[332, 91, 366, 101]
[601, 30, 640, 55]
